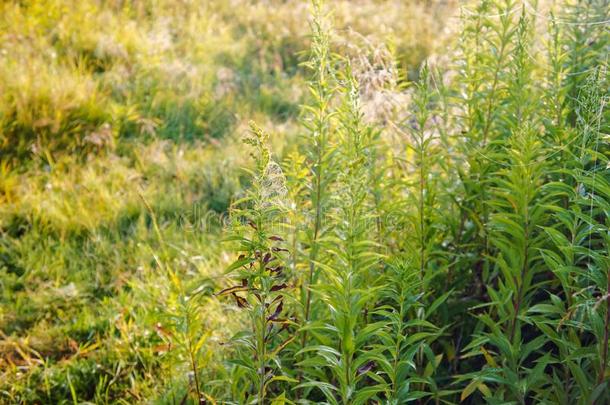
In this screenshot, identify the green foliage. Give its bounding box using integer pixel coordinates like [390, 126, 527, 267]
[2, 0, 609, 404]
[297, 0, 339, 357]
[220, 1, 608, 404]
[298, 67, 387, 404]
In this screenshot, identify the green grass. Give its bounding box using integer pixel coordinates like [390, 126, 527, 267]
[0, 139, 243, 402]
[0, 0, 451, 161]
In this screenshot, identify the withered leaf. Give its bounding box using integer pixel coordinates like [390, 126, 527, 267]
[155, 323, 174, 338]
[357, 361, 375, 376]
[153, 344, 171, 353]
[231, 293, 250, 308]
[270, 283, 288, 292]
[267, 300, 283, 321]
[215, 285, 249, 296]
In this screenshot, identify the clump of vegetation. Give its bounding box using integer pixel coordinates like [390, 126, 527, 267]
[2, 0, 609, 404]
[217, 0, 609, 403]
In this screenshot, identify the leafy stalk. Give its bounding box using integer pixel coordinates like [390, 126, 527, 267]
[299, 0, 337, 351]
[297, 66, 385, 405]
[218, 122, 295, 403]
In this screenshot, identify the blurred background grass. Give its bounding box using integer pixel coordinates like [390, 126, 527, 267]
[0, 0, 455, 402]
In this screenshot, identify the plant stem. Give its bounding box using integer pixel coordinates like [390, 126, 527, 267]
[598, 273, 610, 386]
[301, 179, 321, 349]
[186, 312, 203, 404]
[509, 217, 529, 343]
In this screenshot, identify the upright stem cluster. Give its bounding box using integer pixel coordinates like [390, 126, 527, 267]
[300, 0, 336, 350]
[216, 1, 610, 403]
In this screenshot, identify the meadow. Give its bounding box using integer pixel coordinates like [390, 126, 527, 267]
[0, 0, 608, 404]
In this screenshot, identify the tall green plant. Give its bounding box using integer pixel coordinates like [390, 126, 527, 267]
[459, 10, 559, 403]
[297, 66, 387, 404]
[453, 0, 519, 302]
[533, 69, 609, 404]
[298, 0, 338, 354]
[218, 122, 295, 403]
[394, 64, 451, 402]
[215, 1, 610, 404]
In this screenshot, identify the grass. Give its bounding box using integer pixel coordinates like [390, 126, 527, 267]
[0, 139, 243, 402]
[0, 0, 452, 161]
